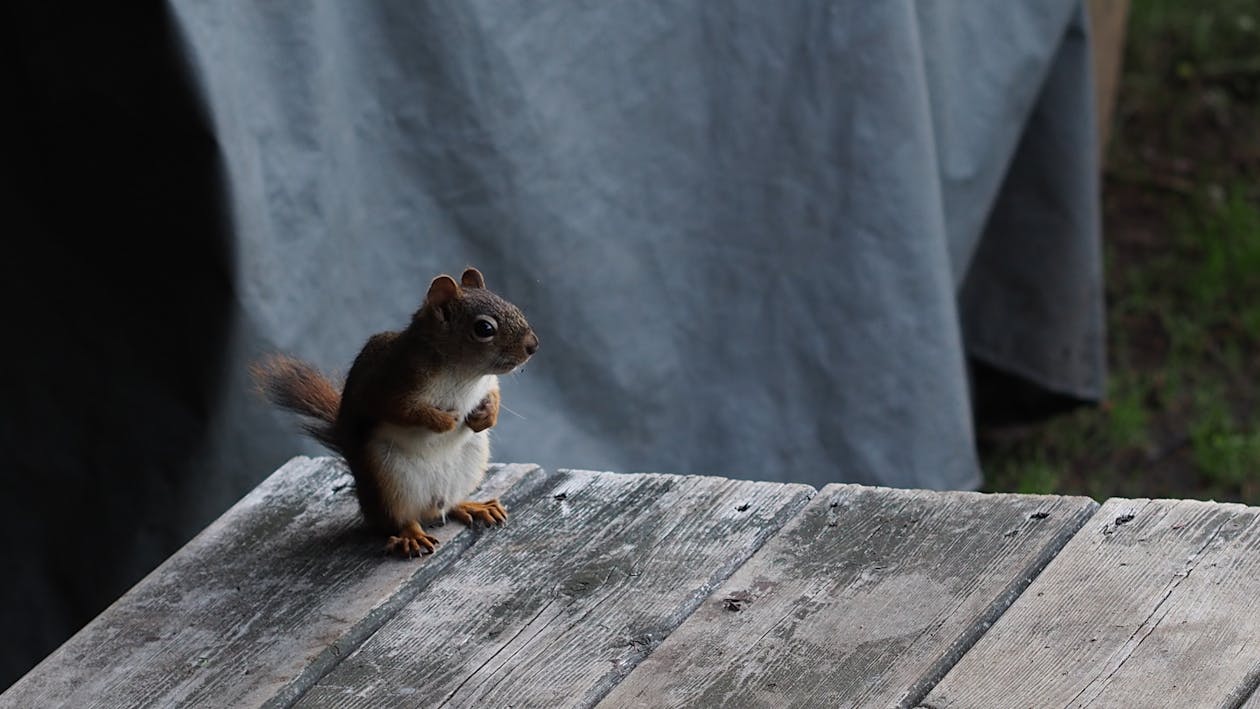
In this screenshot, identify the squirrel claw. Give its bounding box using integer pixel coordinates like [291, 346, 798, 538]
[450, 499, 508, 527]
[386, 521, 439, 558]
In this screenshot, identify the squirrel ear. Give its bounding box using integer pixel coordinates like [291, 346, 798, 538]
[425, 275, 460, 314]
[460, 267, 486, 289]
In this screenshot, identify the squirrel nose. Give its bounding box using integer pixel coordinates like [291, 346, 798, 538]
[523, 332, 539, 356]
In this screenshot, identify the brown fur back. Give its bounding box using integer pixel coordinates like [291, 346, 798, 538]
[251, 354, 343, 453]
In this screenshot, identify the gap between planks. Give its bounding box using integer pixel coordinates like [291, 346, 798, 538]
[282, 476, 1101, 709]
[0, 458, 555, 709]
[288, 469, 816, 708]
[263, 461, 561, 708]
[600, 485, 1098, 708]
[921, 497, 1260, 708]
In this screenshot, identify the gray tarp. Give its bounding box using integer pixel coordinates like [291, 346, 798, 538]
[173, 0, 1102, 490]
[1, 0, 1103, 686]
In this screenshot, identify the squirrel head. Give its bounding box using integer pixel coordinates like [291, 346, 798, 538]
[411, 267, 539, 375]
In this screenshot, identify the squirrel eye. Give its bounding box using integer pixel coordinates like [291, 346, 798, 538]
[473, 315, 497, 342]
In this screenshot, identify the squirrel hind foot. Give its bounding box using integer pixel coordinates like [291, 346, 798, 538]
[385, 521, 439, 558]
[449, 499, 508, 527]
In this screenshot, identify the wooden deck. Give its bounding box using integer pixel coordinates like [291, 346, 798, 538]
[5, 457, 1260, 708]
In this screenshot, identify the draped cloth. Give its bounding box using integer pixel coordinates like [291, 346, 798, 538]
[172, 0, 1102, 490]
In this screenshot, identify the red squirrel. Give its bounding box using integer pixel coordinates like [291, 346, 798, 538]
[253, 268, 539, 557]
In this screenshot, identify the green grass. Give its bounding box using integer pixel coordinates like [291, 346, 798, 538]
[1000, 458, 1061, 496]
[1104, 373, 1151, 451]
[981, 0, 1260, 504]
[1190, 385, 1260, 498]
[1186, 187, 1260, 321]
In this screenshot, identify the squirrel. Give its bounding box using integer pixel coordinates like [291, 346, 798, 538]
[252, 267, 539, 558]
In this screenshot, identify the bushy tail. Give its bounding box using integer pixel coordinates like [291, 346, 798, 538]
[251, 354, 343, 454]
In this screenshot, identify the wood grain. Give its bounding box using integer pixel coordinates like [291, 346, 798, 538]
[0, 458, 551, 709]
[600, 483, 1096, 708]
[293, 469, 813, 708]
[923, 497, 1260, 708]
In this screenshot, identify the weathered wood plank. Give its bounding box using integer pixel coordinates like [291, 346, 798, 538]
[293, 469, 814, 708]
[0, 457, 551, 709]
[923, 498, 1260, 708]
[600, 483, 1096, 708]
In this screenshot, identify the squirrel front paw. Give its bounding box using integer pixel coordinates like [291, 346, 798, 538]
[439, 409, 461, 432]
[449, 499, 508, 527]
[465, 390, 500, 433]
[424, 408, 461, 433]
[386, 521, 439, 558]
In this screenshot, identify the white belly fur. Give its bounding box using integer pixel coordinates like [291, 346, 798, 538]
[369, 373, 498, 522]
